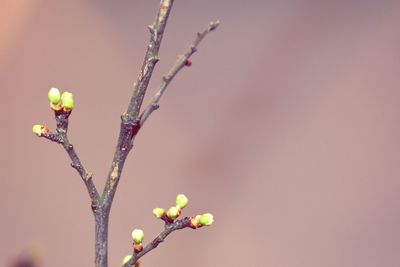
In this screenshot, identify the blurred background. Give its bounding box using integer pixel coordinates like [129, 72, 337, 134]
[1, 0, 400, 266]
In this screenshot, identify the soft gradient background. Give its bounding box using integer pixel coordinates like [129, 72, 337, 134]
[1, 1, 400, 266]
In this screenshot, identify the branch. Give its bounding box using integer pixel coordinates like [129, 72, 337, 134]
[38, 110, 100, 205]
[126, 0, 176, 121]
[139, 20, 220, 126]
[123, 217, 192, 267]
[101, 0, 175, 211]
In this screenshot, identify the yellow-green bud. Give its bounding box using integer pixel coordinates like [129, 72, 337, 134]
[61, 91, 74, 110]
[131, 229, 144, 244]
[167, 206, 180, 219]
[122, 255, 132, 265]
[152, 208, 165, 218]
[48, 87, 61, 105]
[32, 124, 42, 136]
[32, 124, 48, 137]
[198, 213, 214, 226]
[175, 194, 188, 209]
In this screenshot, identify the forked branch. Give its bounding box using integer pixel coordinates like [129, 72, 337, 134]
[32, 1, 219, 266]
[101, 0, 175, 213]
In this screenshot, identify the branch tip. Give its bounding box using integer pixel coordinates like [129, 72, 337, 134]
[209, 20, 220, 31]
[138, 20, 219, 126]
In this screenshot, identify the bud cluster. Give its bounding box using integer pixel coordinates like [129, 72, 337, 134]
[32, 88, 76, 138]
[152, 194, 214, 228]
[48, 87, 75, 112]
[152, 194, 189, 222]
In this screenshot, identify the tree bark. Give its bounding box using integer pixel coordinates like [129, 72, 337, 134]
[95, 210, 109, 267]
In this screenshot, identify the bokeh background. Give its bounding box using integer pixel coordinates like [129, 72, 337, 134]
[1, 0, 400, 266]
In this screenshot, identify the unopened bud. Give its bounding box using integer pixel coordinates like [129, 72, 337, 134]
[131, 229, 144, 244]
[167, 206, 180, 219]
[61, 92, 74, 110]
[198, 213, 214, 226]
[32, 124, 48, 137]
[48, 87, 61, 105]
[175, 194, 188, 209]
[152, 208, 165, 218]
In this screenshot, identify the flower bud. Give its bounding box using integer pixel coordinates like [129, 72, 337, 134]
[32, 124, 48, 137]
[122, 255, 132, 265]
[175, 194, 188, 209]
[152, 208, 165, 218]
[167, 206, 180, 219]
[61, 92, 74, 110]
[131, 229, 144, 244]
[198, 213, 214, 226]
[48, 87, 61, 105]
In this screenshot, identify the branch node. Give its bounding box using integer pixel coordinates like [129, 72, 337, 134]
[148, 24, 155, 34]
[85, 172, 93, 181]
[110, 165, 119, 188]
[149, 56, 160, 64]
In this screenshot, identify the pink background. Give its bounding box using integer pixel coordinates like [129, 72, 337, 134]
[1, 1, 400, 266]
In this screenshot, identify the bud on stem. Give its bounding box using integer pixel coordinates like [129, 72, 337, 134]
[61, 91, 74, 111]
[152, 208, 165, 218]
[131, 229, 144, 244]
[167, 206, 180, 219]
[175, 194, 188, 209]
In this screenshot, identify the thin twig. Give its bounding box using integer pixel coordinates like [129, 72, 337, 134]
[126, 0, 176, 121]
[101, 0, 175, 212]
[140, 20, 220, 126]
[123, 217, 192, 267]
[40, 111, 100, 205]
